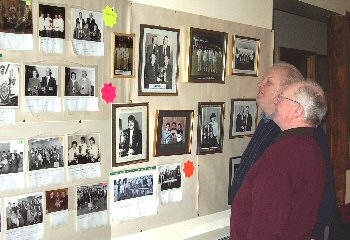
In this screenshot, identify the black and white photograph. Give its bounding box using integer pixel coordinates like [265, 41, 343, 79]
[67, 133, 100, 166]
[45, 188, 68, 213]
[188, 27, 227, 83]
[71, 8, 103, 42]
[232, 35, 260, 76]
[112, 103, 149, 167]
[0, 140, 24, 175]
[5, 193, 43, 230]
[154, 110, 194, 157]
[138, 24, 179, 95]
[112, 33, 134, 77]
[64, 67, 96, 96]
[158, 164, 181, 191]
[28, 137, 64, 171]
[114, 174, 153, 202]
[24, 65, 59, 97]
[0, 62, 19, 107]
[76, 182, 107, 216]
[229, 99, 258, 138]
[228, 156, 241, 205]
[38, 4, 65, 39]
[0, 0, 32, 34]
[198, 102, 224, 154]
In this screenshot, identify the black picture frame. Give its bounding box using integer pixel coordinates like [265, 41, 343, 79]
[154, 110, 194, 156]
[228, 156, 241, 205]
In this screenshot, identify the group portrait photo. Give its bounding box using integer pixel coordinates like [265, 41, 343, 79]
[38, 4, 65, 39]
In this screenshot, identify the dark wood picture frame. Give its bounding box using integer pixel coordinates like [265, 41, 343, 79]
[112, 33, 135, 78]
[228, 156, 241, 205]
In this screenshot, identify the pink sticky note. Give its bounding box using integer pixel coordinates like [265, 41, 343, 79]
[101, 82, 116, 103]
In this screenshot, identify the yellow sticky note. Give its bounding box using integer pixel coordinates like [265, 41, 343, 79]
[103, 5, 118, 27]
[25, 0, 31, 5]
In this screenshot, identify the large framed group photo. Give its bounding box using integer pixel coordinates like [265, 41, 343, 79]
[138, 24, 180, 96]
[198, 102, 224, 154]
[154, 110, 194, 156]
[188, 27, 228, 83]
[112, 103, 149, 167]
[229, 99, 258, 138]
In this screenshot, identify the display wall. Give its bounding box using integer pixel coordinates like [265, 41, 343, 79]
[0, 0, 273, 239]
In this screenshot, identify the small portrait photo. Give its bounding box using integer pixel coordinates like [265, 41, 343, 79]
[154, 110, 194, 156]
[64, 67, 96, 96]
[38, 4, 65, 39]
[139, 24, 180, 95]
[112, 103, 149, 167]
[188, 27, 228, 83]
[5, 193, 43, 230]
[198, 102, 224, 154]
[0, 139, 24, 175]
[0, 62, 19, 107]
[114, 174, 153, 202]
[24, 65, 59, 97]
[76, 182, 108, 216]
[158, 163, 181, 191]
[27, 137, 64, 171]
[71, 8, 103, 42]
[0, 0, 32, 34]
[67, 133, 100, 166]
[112, 33, 134, 77]
[228, 156, 241, 205]
[45, 188, 68, 213]
[229, 99, 258, 138]
[232, 35, 260, 76]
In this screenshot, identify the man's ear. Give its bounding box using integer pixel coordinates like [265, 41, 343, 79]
[293, 104, 304, 119]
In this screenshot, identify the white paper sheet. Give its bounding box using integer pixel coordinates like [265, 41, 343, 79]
[28, 168, 64, 188]
[40, 38, 64, 54]
[68, 162, 101, 181]
[50, 210, 69, 227]
[0, 33, 33, 50]
[64, 97, 99, 112]
[0, 109, 16, 126]
[110, 167, 158, 223]
[0, 173, 25, 193]
[76, 210, 108, 231]
[71, 40, 104, 56]
[158, 163, 182, 204]
[25, 97, 62, 113]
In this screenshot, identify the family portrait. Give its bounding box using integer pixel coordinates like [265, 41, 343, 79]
[0, 62, 19, 107]
[0, 0, 32, 34]
[113, 33, 134, 77]
[71, 8, 103, 42]
[67, 134, 100, 166]
[232, 35, 260, 75]
[189, 27, 227, 82]
[161, 118, 185, 145]
[230, 99, 258, 138]
[64, 67, 95, 96]
[45, 188, 68, 213]
[38, 4, 65, 39]
[25, 65, 59, 97]
[139, 24, 179, 95]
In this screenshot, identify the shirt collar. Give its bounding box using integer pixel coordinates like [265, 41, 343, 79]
[275, 127, 314, 142]
[261, 112, 274, 123]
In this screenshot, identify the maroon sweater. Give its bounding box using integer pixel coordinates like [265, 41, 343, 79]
[230, 128, 326, 239]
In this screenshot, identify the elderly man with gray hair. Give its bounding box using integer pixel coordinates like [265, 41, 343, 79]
[231, 80, 329, 239]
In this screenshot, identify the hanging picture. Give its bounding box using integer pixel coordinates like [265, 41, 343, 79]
[228, 156, 241, 205]
[112, 33, 135, 77]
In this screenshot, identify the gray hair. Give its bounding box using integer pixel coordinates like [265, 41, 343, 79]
[271, 61, 305, 85]
[295, 80, 327, 126]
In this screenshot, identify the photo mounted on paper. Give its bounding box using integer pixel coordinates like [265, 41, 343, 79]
[5, 193, 43, 230]
[112, 33, 135, 78]
[112, 103, 149, 167]
[158, 163, 182, 204]
[154, 110, 194, 156]
[0, 139, 24, 175]
[0, 62, 19, 107]
[64, 67, 96, 96]
[45, 188, 68, 213]
[198, 102, 224, 154]
[139, 24, 179, 95]
[24, 64, 59, 97]
[71, 8, 104, 56]
[232, 35, 260, 76]
[0, 0, 32, 34]
[67, 133, 100, 166]
[228, 156, 241, 205]
[229, 99, 258, 138]
[188, 27, 227, 83]
[76, 182, 107, 216]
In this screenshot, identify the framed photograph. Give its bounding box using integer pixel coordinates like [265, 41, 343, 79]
[138, 24, 180, 96]
[198, 102, 224, 154]
[112, 103, 149, 167]
[154, 110, 194, 156]
[228, 156, 241, 205]
[229, 99, 258, 138]
[112, 33, 135, 78]
[232, 35, 260, 76]
[188, 27, 227, 83]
